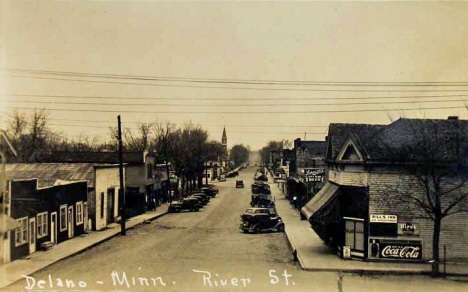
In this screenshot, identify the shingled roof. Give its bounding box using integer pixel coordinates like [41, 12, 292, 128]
[5, 163, 113, 188]
[328, 117, 468, 164]
[326, 123, 386, 161]
[299, 141, 327, 156]
[364, 118, 468, 163]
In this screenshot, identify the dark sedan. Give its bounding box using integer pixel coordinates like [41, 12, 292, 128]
[168, 198, 202, 212]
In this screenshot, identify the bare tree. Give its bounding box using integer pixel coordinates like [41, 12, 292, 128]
[259, 140, 292, 166]
[154, 121, 178, 200]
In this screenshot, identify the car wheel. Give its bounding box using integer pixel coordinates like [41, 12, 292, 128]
[253, 225, 261, 234]
[277, 225, 285, 232]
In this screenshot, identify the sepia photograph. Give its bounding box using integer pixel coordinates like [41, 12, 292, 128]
[0, 1, 468, 291]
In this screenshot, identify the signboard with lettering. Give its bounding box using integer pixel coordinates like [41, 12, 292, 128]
[368, 239, 422, 260]
[398, 222, 420, 236]
[370, 214, 398, 223]
[301, 168, 325, 182]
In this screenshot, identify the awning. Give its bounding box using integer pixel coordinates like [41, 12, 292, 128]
[301, 182, 339, 220]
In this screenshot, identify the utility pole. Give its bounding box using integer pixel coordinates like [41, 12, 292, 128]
[205, 161, 208, 185]
[117, 116, 126, 236]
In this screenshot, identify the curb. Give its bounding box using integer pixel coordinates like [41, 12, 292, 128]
[274, 185, 468, 278]
[283, 226, 306, 269]
[282, 219, 468, 277]
[0, 210, 169, 289]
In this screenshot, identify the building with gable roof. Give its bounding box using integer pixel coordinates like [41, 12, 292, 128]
[302, 117, 468, 263]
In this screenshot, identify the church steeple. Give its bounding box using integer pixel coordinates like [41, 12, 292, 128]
[222, 126, 227, 145]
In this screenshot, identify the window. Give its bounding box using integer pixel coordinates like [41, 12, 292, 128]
[15, 217, 28, 246]
[60, 205, 67, 231]
[100, 192, 105, 218]
[76, 202, 83, 225]
[37, 212, 48, 238]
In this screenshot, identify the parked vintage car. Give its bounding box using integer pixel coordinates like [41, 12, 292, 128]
[251, 193, 275, 208]
[254, 174, 268, 182]
[201, 186, 219, 197]
[236, 180, 244, 188]
[251, 182, 271, 194]
[239, 208, 284, 233]
[226, 172, 236, 178]
[189, 193, 210, 205]
[168, 198, 202, 212]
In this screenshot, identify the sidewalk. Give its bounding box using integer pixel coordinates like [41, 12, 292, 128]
[0, 204, 169, 289]
[272, 185, 468, 277]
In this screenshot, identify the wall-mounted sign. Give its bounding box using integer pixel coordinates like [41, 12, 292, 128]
[303, 168, 325, 176]
[370, 214, 398, 223]
[398, 222, 420, 236]
[302, 168, 325, 182]
[369, 239, 422, 260]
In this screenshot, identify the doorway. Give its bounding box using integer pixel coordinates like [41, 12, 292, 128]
[344, 217, 365, 258]
[28, 218, 36, 254]
[68, 206, 74, 238]
[83, 202, 88, 231]
[107, 188, 115, 224]
[50, 212, 58, 244]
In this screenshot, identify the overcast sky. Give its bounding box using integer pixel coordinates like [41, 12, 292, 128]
[1, 1, 468, 150]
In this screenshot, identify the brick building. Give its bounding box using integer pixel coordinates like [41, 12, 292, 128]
[302, 118, 468, 262]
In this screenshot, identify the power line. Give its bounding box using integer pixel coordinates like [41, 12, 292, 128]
[47, 123, 326, 135]
[3, 98, 466, 107]
[5, 105, 466, 114]
[46, 118, 329, 128]
[4, 68, 468, 86]
[5, 93, 468, 101]
[0, 110, 329, 128]
[4, 74, 468, 93]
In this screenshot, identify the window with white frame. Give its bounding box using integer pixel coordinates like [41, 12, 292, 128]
[37, 212, 48, 238]
[60, 205, 67, 231]
[76, 202, 83, 225]
[15, 217, 28, 246]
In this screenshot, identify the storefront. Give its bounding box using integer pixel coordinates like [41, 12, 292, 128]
[301, 182, 369, 259]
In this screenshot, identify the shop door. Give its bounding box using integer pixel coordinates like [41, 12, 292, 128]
[50, 212, 58, 244]
[83, 203, 88, 231]
[344, 218, 365, 258]
[68, 206, 74, 238]
[29, 218, 36, 254]
[107, 188, 115, 224]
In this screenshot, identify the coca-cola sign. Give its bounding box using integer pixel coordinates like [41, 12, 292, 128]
[369, 239, 422, 260]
